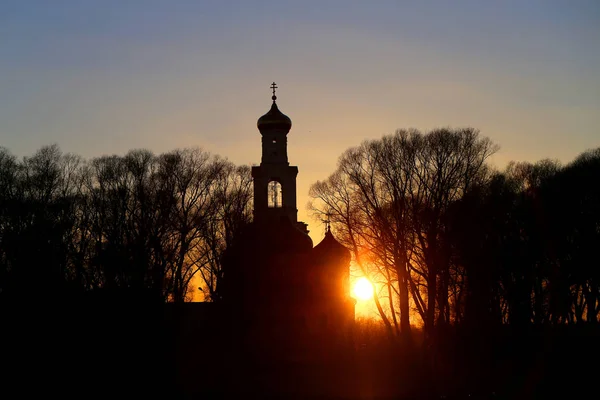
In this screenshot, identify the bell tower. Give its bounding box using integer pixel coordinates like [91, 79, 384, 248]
[252, 83, 299, 225]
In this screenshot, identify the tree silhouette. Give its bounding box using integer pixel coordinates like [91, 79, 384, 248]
[309, 128, 497, 342]
[0, 145, 252, 303]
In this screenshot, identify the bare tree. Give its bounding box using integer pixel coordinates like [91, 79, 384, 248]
[310, 128, 498, 342]
[196, 163, 253, 301]
[410, 128, 497, 331]
[156, 148, 225, 302]
[0, 147, 20, 295]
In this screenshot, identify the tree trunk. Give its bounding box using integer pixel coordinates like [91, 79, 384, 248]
[399, 267, 412, 341]
[426, 268, 437, 336]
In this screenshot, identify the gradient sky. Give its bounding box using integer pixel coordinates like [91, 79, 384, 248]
[1, 0, 599, 245]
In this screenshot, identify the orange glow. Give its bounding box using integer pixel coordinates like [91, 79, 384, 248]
[353, 277, 374, 301]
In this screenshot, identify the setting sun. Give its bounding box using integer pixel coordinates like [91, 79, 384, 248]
[353, 277, 374, 301]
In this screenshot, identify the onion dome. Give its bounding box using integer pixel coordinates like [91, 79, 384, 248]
[257, 82, 292, 133]
[313, 228, 351, 263]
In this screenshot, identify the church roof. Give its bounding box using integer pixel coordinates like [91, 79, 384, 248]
[257, 83, 292, 133]
[257, 101, 292, 133]
[313, 229, 351, 262]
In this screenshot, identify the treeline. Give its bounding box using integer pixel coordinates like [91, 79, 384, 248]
[0, 144, 252, 302]
[309, 128, 600, 340]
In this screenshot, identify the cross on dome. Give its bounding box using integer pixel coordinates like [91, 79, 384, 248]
[270, 82, 278, 101]
[321, 212, 332, 233]
[257, 82, 292, 133]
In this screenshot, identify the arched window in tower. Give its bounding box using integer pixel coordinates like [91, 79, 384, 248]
[267, 180, 283, 208]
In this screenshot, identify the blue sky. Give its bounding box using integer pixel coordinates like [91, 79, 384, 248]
[1, 0, 599, 237]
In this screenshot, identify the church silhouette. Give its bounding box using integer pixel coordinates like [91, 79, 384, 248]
[221, 83, 356, 362]
[171, 84, 358, 398]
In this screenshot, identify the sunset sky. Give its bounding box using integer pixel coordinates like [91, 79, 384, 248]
[2, 0, 599, 249]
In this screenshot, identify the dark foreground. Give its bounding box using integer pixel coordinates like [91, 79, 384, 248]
[2, 301, 598, 399]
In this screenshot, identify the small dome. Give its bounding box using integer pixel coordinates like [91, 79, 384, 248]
[257, 101, 292, 133]
[313, 230, 351, 263]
